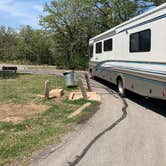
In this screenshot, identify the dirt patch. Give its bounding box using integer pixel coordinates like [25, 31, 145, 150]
[0, 103, 50, 124]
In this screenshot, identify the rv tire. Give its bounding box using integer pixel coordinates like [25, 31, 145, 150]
[117, 78, 125, 97]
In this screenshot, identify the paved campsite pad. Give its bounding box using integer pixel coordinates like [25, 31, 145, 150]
[0, 103, 50, 124]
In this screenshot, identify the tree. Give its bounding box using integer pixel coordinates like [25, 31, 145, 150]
[41, 0, 141, 69]
[41, 0, 95, 69]
[92, 0, 139, 30]
[17, 25, 54, 64]
[144, 0, 165, 6]
[137, 0, 165, 13]
[0, 26, 18, 61]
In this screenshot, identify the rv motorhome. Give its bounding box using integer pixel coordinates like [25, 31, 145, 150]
[89, 3, 166, 100]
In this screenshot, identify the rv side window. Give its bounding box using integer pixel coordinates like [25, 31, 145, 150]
[130, 29, 151, 52]
[89, 45, 93, 58]
[104, 38, 113, 52]
[96, 42, 102, 54]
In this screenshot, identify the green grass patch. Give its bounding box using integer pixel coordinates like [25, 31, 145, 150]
[0, 74, 97, 165]
[0, 101, 89, 165]
[0, 73, 65, 104]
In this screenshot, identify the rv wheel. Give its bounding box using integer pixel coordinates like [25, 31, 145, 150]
[117, 79, 125, 97]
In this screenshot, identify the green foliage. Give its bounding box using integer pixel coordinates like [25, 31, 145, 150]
[0, 25, 55, 65]
[143, 0, 165, 6]
[0, 26, 18, 61]
[17, 26, 55, 65]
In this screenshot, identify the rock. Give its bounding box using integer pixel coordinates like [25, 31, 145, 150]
[49, 89, 64, 98]
[68, 91, 101, 102]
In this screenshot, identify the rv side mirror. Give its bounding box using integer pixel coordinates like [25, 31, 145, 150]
[85, 53, 90, 59]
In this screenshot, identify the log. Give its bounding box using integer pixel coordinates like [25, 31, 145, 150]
[84, 73, 92, 92]
[44, 80, 50, 99]
[78, 79, 88, 100]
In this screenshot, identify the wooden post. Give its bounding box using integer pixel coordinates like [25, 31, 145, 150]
[84, 73, 92, 92]
[44, 80, 50, 99]
[78, 79, 88, 100]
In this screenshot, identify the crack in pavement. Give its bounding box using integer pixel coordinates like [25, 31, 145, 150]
[68, 86, 128, 166]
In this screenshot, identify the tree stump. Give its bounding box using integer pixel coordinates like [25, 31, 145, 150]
[78, 79, 88, 100]
[44, 80, 50, 99]
[84, 73, 92, 92]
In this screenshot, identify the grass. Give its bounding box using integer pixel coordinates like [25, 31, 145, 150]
[0, 73, 96, 165]
[0, 105, 74, 165]
[0, 73, 65, 104]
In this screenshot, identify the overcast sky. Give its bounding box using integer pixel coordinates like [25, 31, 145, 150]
[0, 0, 50, 29]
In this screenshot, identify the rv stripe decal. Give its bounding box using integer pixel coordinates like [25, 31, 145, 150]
[102, 65, 166, 76]
[91, 60, 166, 66]
[124, 74, 166, 86]
[118, 14, 166, 33]
[96, 61, 166, 75]
[96, 66, 166, 86]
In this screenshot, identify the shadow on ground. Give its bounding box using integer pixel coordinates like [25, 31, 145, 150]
[94, 77, 166, 118]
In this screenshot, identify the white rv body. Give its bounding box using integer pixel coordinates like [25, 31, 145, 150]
[89, 3, 166, 100]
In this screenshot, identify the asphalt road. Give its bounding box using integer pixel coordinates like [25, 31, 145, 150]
[30, 77, 166, 166]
